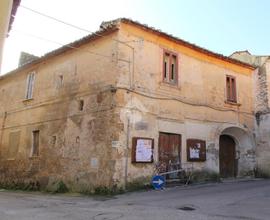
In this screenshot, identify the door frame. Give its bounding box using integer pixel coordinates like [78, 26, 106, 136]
[219, 134, 238, 178]
[158, 132, 182, 172]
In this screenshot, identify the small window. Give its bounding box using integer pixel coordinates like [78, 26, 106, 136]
[25, 72, 35, 99]
[8, 130, 21, 158]
[31, 130, 40, 157]
[51, 136, 56, 145]
[78, 99, 84, 111]
[163, 50, 178, 84]
[59, 75, 63, 86]
[56, 75, 63, 89]
[226, 75, 237, 103]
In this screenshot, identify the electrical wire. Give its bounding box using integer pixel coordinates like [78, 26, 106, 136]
[116, 86, 254, 115]
[10, 29, 130, 63]
[19, 5, 100, 36]
[9, 5, 254, 116]
[7, 28, 253, 116]
[13, 4, 136, 87]
[18, 5, 135, 47]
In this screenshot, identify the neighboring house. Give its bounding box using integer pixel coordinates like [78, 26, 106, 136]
[18, 51, 39, 67]
[0, 0, 20, 74]
[0, 18, 257, 191]
[231, 51, 270, 176]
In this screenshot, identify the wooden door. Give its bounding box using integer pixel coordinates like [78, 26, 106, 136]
[219, 135, 236, 178]
[158, 133, 181, 177]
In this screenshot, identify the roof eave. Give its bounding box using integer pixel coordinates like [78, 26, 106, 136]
[8, 0, 21, 34]
[120, 18, 256, 70]
[0, 26, 119, 80]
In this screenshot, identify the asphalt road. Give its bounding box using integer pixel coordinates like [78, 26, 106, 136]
[0, 179, 269, 220]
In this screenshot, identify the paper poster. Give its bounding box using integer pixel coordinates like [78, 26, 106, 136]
[136, 139, 152, 162]
[189, 143, 201, 159]
[190, 148, 200, 159]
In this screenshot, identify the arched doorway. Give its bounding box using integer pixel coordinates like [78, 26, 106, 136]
[211, 126, 255, 177]
[219, 135, 237, 178]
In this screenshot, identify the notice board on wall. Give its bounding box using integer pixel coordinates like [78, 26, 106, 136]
[132, 137, 154, 163]
[187, 139, 206, 162]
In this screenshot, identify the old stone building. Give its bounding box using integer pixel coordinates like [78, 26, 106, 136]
[231, 51, 270, 176]
[0, 18, 258, 192]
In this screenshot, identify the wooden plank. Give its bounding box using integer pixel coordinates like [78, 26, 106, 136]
[219, 135, 236, 178]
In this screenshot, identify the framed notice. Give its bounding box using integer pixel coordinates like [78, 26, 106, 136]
[132, 137, 154, 163]
[187, 139, 206, 162]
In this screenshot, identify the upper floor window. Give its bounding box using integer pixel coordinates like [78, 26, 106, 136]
[163, 50, 178, 84]
[25, 72, 35, 99]
[226, 75, 237, 103]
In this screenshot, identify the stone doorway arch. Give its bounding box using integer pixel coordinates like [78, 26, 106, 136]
[215, 126, 256, 177]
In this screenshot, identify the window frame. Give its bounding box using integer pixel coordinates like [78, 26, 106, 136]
[25, 71, 35, 100]
[162, 49, 178, 85]
[226, 75, 237, 103]
[31, 130, 40, 157]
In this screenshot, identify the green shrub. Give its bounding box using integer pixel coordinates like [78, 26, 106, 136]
[126, 181, 151, 192]
[189, 170, 221, 183]
[254, 168, 270, 179]
[0, 180, 40, 191]
[54, 181, 69, 193]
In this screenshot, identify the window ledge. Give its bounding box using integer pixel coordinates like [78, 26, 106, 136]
[29, 156, 40, 159]
[225, 100, 241, 106]
[6, 158, 15, 161]
[23, 98, 34, 103]
[160, 81, 180, 90]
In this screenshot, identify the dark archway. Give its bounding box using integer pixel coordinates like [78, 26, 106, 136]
[219, 135, 237, 178]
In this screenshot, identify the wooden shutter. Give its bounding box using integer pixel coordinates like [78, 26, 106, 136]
[226, 75, 237, 103]
[163, 50, 178, 84]
[163, 52, 170, 81]
[170, 54, 178, 83]
[226, 76, 231, 100]
[231, 77, 236, 102]
[26, 72, 35, 99]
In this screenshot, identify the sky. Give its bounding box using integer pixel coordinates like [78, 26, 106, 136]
[2, 0, 270, 74]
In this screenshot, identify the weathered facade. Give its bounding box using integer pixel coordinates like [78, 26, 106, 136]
[0, 19, 258, 191]
[231, 51, 270, 176]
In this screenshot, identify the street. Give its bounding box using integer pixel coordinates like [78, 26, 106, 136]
[0, 179, 269, 220]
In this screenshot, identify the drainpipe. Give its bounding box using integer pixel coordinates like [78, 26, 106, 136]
[124, 117, 130, 190]
[0, 112, 7, 158]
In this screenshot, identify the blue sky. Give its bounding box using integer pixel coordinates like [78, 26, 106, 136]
[2, 0, 270, 73]
[135, 0, 270, 55]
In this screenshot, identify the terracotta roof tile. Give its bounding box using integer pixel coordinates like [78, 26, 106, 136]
[117, 18, 256, 70]
[0, 26, 118, 79]
[2, 17, 256, 79]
